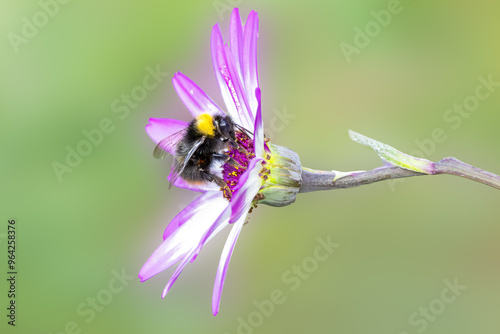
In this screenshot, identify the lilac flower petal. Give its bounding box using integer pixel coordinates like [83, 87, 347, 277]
[212, 157, 264, 315]
[167, 171, 220, 193]
[242, 11, 260, 118]
[253, 88, 264, 158]
[211, 24, 254, 130]
[190, 201, 232, 261]
[162, 200, 233, 298]
[217, 44, 254, 130]
[161, 248, 195, 298]
[172, 72, 224, 117]
[212, 212, 246, 316]
[230, 8, 244, 80]
[138, 192, 228, 282]
[162, 191, 220, 240]
[145, 118, 188, 147]
[211, 25, 239, 124]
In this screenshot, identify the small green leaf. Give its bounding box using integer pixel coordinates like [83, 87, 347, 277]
[348, 130, 434, 174]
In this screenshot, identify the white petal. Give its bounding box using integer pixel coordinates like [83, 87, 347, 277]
[138, 192, 228, 282]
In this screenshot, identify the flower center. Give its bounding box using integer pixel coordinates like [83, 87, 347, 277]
[221, 131, 256, 200]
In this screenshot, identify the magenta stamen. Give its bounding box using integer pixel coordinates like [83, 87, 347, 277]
[222, 131, 255, 200]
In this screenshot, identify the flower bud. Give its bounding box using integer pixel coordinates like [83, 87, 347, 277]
[258, 143, 302, 207]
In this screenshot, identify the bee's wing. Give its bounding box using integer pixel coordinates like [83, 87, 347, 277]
[153, 128, 188, 159]
[169, 136, 206, 187]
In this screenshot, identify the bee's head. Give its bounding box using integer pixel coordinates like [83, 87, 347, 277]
[214, 115, 236, 141]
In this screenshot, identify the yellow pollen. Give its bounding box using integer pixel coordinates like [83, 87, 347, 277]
[195, 113, 215, 137]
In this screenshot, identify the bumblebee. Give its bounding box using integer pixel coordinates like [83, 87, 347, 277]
[154, 113, 249, 188]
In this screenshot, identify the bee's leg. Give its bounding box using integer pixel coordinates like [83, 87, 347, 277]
[228, 138, 239, 150]
[237, 146, 250, 155]
[227, 138, 250, 155]
[212, 153, 245, 169]
[201, 171, 227, 188]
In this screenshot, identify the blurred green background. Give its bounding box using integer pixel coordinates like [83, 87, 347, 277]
[1, 0, 499, 333]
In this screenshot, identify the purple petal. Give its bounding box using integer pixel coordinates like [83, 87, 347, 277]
[161, 248, 195, 298]
[212, 157, 264, 315]
[162, 191, 221, 240]
[217, 44, 254, 130]
[253, 88, 264, 158]
[211, 25, 239, 124]
[212, 212, 246, 316]
[190, 201, 232, 261]
[145, 118, 188, 146]
[229, 8, 244, 79]
[138, 192, 228, 282]
[162, 198, 233, 298]
[242, 11, 260, 119]
[211, 25, 254, 130]
[172, 72, 224, 117]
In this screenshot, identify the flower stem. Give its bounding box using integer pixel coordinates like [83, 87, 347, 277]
[432, 157, 500, 189]
[299, 166, 424, 193]
[299, 131, 500, 193]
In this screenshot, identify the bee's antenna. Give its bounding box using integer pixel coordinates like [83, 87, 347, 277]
[235, 124, 253, 138]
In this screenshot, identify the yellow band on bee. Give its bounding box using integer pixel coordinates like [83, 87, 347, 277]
[195, 113, 215, 137]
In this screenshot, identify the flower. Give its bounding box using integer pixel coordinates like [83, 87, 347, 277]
[139, 8, 302, 316]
